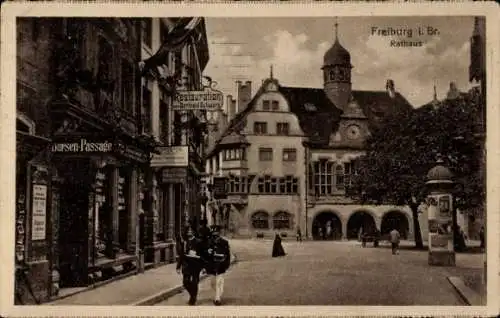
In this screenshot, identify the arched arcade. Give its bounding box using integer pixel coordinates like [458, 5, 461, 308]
[312, 211, 342, 240]
[381, 210, 410, 239]
[346, 210, 377, 240]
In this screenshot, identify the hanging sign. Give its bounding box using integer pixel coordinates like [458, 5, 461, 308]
[172, 87, 223, 111]
[151, 146, 189, 167]
[32, 184, 47, 240]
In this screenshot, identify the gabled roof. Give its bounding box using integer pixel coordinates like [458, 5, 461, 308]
[205, 82, 414, 157]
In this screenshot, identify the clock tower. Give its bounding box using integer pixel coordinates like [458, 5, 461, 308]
[322, 20, 352, 112]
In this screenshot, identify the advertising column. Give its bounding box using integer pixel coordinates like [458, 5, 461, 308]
[426, 160, 455, 266]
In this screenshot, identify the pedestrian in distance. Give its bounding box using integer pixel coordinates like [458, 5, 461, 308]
[389, 228, 400, 255]
[176, 227, 204, 306]
[205, 225, 231, 306]
[272, 233, 286, 257]
[296, 227, 302, 242]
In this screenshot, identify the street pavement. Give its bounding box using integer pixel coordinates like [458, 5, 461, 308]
[156, 239, 484, 306]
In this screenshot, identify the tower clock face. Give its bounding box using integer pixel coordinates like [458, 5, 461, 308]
[346, 124, 361, 140]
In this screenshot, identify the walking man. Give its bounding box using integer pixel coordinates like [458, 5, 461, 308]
[389, 228, 401, 255]
[176, 227, 204, 305]
[206, 225, 231, 306]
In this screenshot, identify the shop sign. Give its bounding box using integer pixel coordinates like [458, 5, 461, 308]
[162, 167, 187, 183]
[212, 177, 227, 199]
[31, 184, 47, 240]
[115, 143, 149, 162]
[51, 139, 113, 153]
[151, 146, 189, 167]
[172, 87, 224, 111]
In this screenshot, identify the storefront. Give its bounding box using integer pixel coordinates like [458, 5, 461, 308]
[149, 145, 203, 264]
[49, 133, 152, 288]
[15, 114, 53, 304]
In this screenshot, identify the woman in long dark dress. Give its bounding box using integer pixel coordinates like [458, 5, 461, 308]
[272, 233, 286, 257]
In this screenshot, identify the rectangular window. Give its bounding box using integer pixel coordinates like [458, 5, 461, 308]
[262, 100, 270, 111]
[264, 175, 272, 193]
[259, 148, 273, 161]
[279, 177, 286, 193]
[240, 177, 248, 194]
[142, 87, 152, 134]
[336, 165, 345, 190]
[258, 177, 265, 193]
[272, 100, 279, 110]
[254, 122, 267, 135]
[121, 60, 134, 113]
[98, 36, 113, 84]
[159, 99, 168, 143]
[314, 161, 334, 196]
[277, 122, 289, 135]
[292, 177, 299, 194]
[285, 175, 293, 194]
[142, 19, 152, 48]
[282, 148, 297, 161]
[270, 177, 278, 194]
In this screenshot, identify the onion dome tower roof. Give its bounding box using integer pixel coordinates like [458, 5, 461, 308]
[323, 20, 351, 66]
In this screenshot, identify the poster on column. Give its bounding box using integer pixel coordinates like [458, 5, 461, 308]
[31, 184, 47, 241]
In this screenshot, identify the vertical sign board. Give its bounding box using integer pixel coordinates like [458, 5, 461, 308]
[31, 184, 47, 240]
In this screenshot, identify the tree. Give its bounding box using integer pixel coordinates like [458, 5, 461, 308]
[352, 91, 485, 249]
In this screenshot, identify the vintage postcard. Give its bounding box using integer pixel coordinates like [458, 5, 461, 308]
[1, 1, 499, 317]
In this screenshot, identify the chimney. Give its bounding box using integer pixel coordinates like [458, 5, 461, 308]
[386, 79, 396, 98]
[227, 94, 236, 121]
[237, 80, 252, 111]
[231, 99, 237, 113]
[446, 82, 460, 100]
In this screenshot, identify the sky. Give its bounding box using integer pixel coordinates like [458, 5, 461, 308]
[203, 16, 477, 110]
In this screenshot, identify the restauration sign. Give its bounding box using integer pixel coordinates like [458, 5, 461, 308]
[172, 87, 224, 111]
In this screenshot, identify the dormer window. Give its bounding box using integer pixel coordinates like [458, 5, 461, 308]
[263, 100, 270, 111]
[271, 101, 279, 110]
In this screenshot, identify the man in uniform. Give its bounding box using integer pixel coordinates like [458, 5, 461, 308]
[176, 227, 204, 305]
[206, 225, 231, 306]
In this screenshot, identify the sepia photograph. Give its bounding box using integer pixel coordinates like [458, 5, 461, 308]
[1, 2, 499, 317]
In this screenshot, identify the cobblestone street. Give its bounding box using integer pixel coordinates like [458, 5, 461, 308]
[156, 239, 484, 306]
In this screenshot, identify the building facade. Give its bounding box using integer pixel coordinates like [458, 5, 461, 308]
[145, 17, 210, 254]
[206, 24, 421, 240]
[15, 16, 209, 304]
[16, 17, 157, 303]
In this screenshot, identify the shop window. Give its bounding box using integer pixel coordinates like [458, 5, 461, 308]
[272, 101, 279, 110]
[282, 148, 296, 161]
[336, 164, 345, 190]
[254, 122, 267, 135]
[273, 211, 291, 229]
[314, 161, 334, 196]
[262, 100, 270, 111]
[277, 122, 289, 135]
[259, 148, 273, 161]
[251, 211, 270, 229]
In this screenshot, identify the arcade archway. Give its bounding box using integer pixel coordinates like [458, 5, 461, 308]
[312, 211, 342, 240]
[346, 211, 377, 240]
[381, 211, 409, 239]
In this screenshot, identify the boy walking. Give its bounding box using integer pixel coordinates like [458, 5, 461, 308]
[206, 225, 231, 306]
